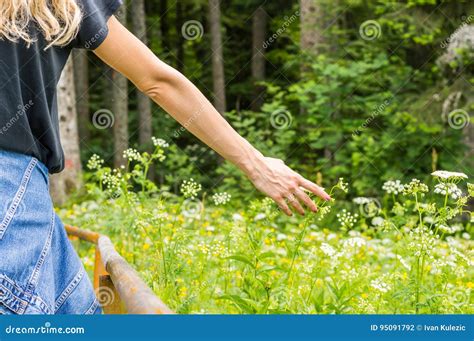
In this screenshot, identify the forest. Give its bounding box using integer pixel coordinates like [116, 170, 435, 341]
[56, 0, 473, 314]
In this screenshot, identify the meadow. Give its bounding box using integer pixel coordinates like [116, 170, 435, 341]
[59, 143, 473, 314]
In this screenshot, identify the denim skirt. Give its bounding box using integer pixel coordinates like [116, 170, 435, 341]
[0, 149, 100, 314]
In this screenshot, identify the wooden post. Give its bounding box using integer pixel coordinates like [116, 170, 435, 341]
[94, 247, 108, 289]
[99, 275, 123, 314]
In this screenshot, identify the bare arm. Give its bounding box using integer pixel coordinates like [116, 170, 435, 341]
[93, 16, 330, 216]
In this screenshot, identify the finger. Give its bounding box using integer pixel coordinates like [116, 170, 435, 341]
[276, 198, 292, 216]
[299, 177, 331, 201]
[286, 193, 305, 216]
[294, 188, 318, 212]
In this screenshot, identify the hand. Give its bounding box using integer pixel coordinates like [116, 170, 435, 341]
[247, 157, 331, 216]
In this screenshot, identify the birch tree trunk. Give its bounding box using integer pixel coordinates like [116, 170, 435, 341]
[50, 57, 83, 205]
[112, 4, 129, 167]
[73, 49, 90, 145]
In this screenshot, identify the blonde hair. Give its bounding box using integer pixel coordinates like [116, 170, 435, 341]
[0, 0, 82, 48]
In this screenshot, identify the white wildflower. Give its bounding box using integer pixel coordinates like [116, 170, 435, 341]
[86, 154, 104, 170]
[403, 179, 429, 195]
[343, 237, 366, 249]
[431, 170, 468, 181]
[320, 243, 337, 257]
[353, 197, 372, 205]
[434, 183, 463, 199]
[337, 177, 349, 193]
[336, 209, 358, 229]
[371, 216, 385, 227]
[382, 180, 404, 195]
[212, 192, 231, 206]
[152, 137, 170, 148]
[123, 148, 141, 162]
[232, 213, 243, 221]
[180, 179, 202, 199]
[396, 255, 411, 271]
[370, 278, 391, 293]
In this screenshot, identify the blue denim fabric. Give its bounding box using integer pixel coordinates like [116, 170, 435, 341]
[0, 149, 101, 314]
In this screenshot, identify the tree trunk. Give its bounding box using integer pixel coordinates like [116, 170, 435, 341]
[131, 0, 153, 148]
[112, 5, 129, 168]
[300, 0, 333, 164]
[50, 57, 83, 205]
[175, 1, 185, 71]
[72, 49, 90, 144]
[208, 0, 227, 115]
[251, 6, 267, 112]
[300, 0, 325, 56]
[160, 0, 169, 51]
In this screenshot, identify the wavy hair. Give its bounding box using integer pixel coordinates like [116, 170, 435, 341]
[0, 0, 82, 48]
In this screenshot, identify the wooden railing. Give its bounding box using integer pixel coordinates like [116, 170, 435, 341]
[65, 225, 174, 314]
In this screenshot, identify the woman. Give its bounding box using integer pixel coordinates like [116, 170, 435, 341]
[0, 0, 330, 314]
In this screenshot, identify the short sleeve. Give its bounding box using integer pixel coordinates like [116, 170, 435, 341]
[73, 0, 123, 50]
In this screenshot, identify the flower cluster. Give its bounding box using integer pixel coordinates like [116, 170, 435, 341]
[152, 137, 170, 148]
[180, 179, 202, 199]
[370, 278, 391, 293]
[337, 209, 358, 229]
[87, 154, 104, 170]
[431, 170, 468, 182]
[352, 197, 372, 205]
[123, 148, 141, 162]
[101, 169, 122, 197]
[336, 177, 349, 193]
[382, 180, 404, 195]
[320, 242, 337, 257]
[212, 192, 232, 206]
[434, 183, 463, 200]
[403, 179, 429, 196]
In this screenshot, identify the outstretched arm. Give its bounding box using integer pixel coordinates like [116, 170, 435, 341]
[93, 16, 330, 216]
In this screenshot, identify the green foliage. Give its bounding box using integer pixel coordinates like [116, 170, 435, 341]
[62, 147, 473, 314]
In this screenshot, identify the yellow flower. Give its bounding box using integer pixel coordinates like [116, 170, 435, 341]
[467, 282, 474, 289]
[143, 243, 150, 251]
[361, 293, 369, 299]
[178, 286, 188, 298]
[315, 278, 324, 288]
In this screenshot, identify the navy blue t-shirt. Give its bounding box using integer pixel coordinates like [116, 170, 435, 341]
[0, 0, 122, 173]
